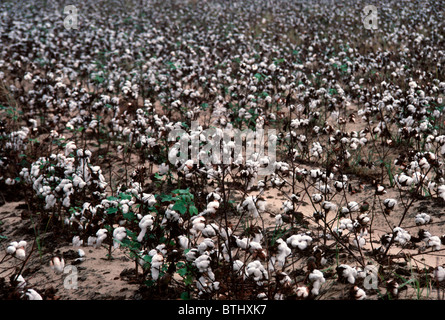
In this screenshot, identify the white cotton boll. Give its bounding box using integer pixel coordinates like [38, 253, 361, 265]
[383, 198, 397, 210]
[137, 215, 154, 242]
[235, 237, 250, 250]
[347, 201, 360, 212]
[287, 234, 312, 250]
[275, 214, 283, 227]
[353, 236, 366, 248]
[257, 292, 268, 300]
[198, 238, 215, 254]
[88, 236, 97, 247]
[353, 286, 367, 300]
[434, 266, 445, 282]
[142, 193, 156, 206]
[245, 260, 268, 282]
[95, 229, 108, 248]
[151, 253, 164, 281]
[15, 246, 26, 260]
[78, 249, 85, 257]
[393, 227, 411, 245]
[204, 200, 220, 215]
[185, 248, 198, 262]
[338, 264, 357, 284]
[312, 193, 323, 203]
[296, 286, 309, 299]
[202, 223, 218, 238]
[275, 239, 291, 267]
[415, 213, 430, 225]
[113, 227, 127, 248]
[427, 236, 441, 251]
[24, 289, 43, 300]
[321, 201, 336, 212]
[50, 257, 65, 274]
[233, 260, 245, 275]
[14, 275, 26, 290]
[6, 241, 18, 255]
[309, 270, 325, 296]
[72, 236, 83, 248]
[178, 235, 190, 250]
[194, 253, 211, 272]
[191, 216, 206, 235]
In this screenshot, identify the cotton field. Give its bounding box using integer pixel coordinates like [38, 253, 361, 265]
[0, 0, 445, 301]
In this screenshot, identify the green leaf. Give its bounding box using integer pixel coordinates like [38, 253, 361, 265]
[189, 205, 198, 216]
[107, 207, 118, 214]
[180, 292, 190, 300]
[172, 201, 187, 214]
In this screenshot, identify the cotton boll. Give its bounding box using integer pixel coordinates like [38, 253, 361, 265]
[312, 193, 323, 203]
[308, 269, 325, 296]
[352, 286, 366, 300]
[95, 229, 108, 248]
[296, 285, 309, 299]
[415, 213, 430, 225]
[337, 264, 357, 284]
[113, 227, 127, 248]
[137, 215, 154, 242]
[191, 216, 206, 236]
[202, 223, 218, 238]
[197, 238, 215, 254]
[434, 266, 445, 282]
[150, 253, 164, 281]
[72, 236, 83, 248]
[194, 253, 211, 272]
[50, 257, 65, 274]
[353, 235, 366, 248]
[393, 227, 411, 245]
[6, 243, 17, 255]
[23, 289, 43, 300]
[427, 236, 441, 251]
[287, 234, 312, 250]
[383, 198, 397, 210]
[178, 235, 190, 250]
[275, 239, 291, 268]
[245, 260, 268, 283]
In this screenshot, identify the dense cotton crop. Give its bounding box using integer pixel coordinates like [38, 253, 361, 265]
[0, 0, 444, 302]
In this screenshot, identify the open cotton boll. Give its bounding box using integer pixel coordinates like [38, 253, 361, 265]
[202, 223, 218, 238]
[6, 241, 18, 255]
[13, 275, 26, 290]
[191, 216, 206, 236]
[178, 235, 190, 250]
[23, 289, 43, 300]
[204, 200, 220, 215]
[197, 238, 215, 254]
[194, 253, 211, 272]
[287, 234, 313, 250]
[415, 213, 431, 225]
[296, 286, 309, 299]
[353, 235, 366, 248]
[95, 229, 108, 248]
[72, 235, 83, 248]
[141, 193, 156, 206]
[245, 260, 268, 283]
[308, 269, 325, 296]
[393, 227, 411, 245]
[150, 253, 164, 281]
[434, 266, 445, 282]
[427, 236, 441, 251]
[50, 257, 65, 274]
[275, 239, 291, 267]
[137, 214, 154, 242]
[312, 193, 323, 203]
[113, 227, 127, 248]
[352, 286, 366, 300]
[337, 264, 358, 284]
